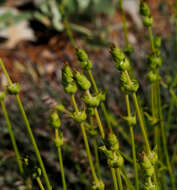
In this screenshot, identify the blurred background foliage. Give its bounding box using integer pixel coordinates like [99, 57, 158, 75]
[0, 0, 177, 189]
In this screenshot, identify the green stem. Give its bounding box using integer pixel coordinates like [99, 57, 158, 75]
[121, 166, 135, 190]
[16, 95, 52, 190]
[36, 177, 45, 190]
[148, 27, 155, 53]
[71, 95, 99, 184]
[132, 92, 151, 154]
[0, 100, 24, 175]
[166, 93, 175, 136]
[80, 123, 99, 184]
[86, 90, 105, 139]
[125, 95, 139, 190]
[111, 168, 119, 190]
[157, 81, 176, 190]
[94, 108, 105, 140]
[93, 139, 101, 179]
[0, 59, 52, 190]
[63, 19, 76, 49]
[55, 129, 67, 190]
[124, 71, 151, 154]
[90, 117, 101, 179]
[87, 70, 112, 132]
[116, 168, 123, 190]
[120, 0, 129, 48]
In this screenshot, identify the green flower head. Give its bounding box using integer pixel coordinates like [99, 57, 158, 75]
[140, 2, 150, 16]
[72, 110, 87, 123]
[110, 44, 125, 65]
[49, 110, 61, 128]
[75, 71, 91, 91]
[7, 83, 21, 95]
[62, 64, 74, 85]
[76, 49, 92, 70]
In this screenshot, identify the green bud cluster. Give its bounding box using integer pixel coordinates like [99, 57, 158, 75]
[154, 36, 162, 48]
[83, 91, 106, 107]
[122, 115, 136, 126]
[92, 179, 105, 190]
[140, 2, 150, 17]
[120, 72, 139, 93]
[84, 122, 98, 136]
[72, 110, 87, 123]
[141, 150, 158, 177]
[76, 49, 93, 70]
[0, 91, 6, 101]
[62, 65, 77, 94]
[140, 2, 153, 27]
[99, 133, 124, 168]
[143, 16, 153, 27]
[147, 54, 162, 70]
[146, 71, 160, 83]
[49, 110, 61, 128]
[7, 83, 21, 95]
[110, 45, 139, 93]
[56, 103, 66, 113]
[74, 71, 91, 91]
[144, 181, 158, 190]
[99, 145, 124, 168]
[144, 112, 159, 126]
[110, 45, 131, 71]
[106, 133, 119, 151]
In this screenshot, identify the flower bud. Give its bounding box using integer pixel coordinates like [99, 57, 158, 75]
[75, 71, 91, 91]
[76, 49, 93, 70]
[117, 58, 131, 71]
[148, 55, 162, 69]
[154, 36, 162, 48]
[141, 153, 154, 177]
[110, 45, 125, 64]
[149, 149, 158, 165]
[56, 103, 66, 113]
[83, 94, 100, 107]
[99, 146, 113, 160]
[49, 110, 61, 128]
[120, 72, 139, 93]
[76, 49, 88, 62]
[107, 133, 119, 151]
[72, 110, 87, 123]
[144, 182, 158, 190]
[62, 65, 74, 85]
[122, 115, 136, 126]
[85, 122, 98, 136]
[140, 2, 150, 16]
[143, 16, 153, 27]
[64, 82, 77, 94]
[92, 179, 105, 190]
[0, 91, 6, 101]
[107, 152, 124, 168]
[7, 83, 21, 95]
[144, 112, 158, 126]
[146, 71, 159, 83]
[97, 91, 106, 102]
